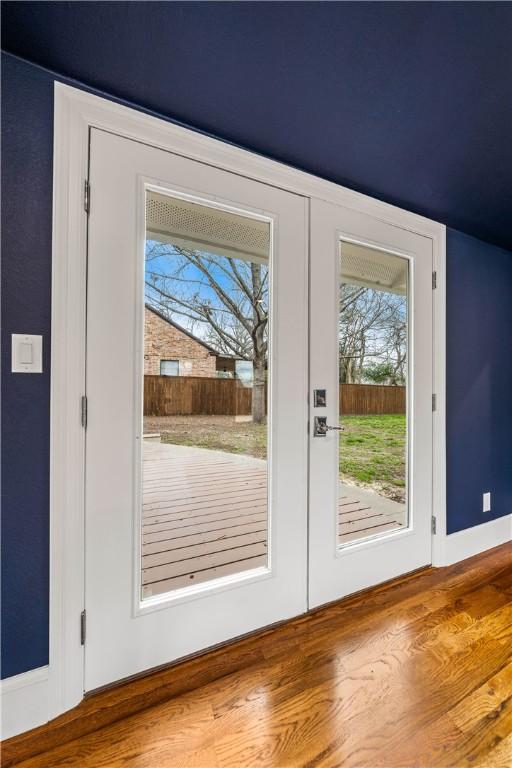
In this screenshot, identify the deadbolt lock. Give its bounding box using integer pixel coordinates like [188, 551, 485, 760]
[313, 389, 327, 407]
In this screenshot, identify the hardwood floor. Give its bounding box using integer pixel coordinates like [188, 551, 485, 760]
[3, 542, 512, 767]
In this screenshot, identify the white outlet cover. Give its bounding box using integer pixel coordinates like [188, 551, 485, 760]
[11, 334, 43, 373]
[483, 492, 491, 513]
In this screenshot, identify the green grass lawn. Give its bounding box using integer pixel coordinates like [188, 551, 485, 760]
[340, 414, 406, 502]
[149, 413, 406, 501]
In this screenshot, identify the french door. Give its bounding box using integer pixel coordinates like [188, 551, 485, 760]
[85, 128, 308, 690]
[85, 128, 433, 691]
[309, 199, 433, 607]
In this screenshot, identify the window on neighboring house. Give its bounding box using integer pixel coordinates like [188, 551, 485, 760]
[160, 359, 179, 376]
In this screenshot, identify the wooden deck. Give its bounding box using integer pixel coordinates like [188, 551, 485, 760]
[338, 485, 406, 544]
[142, 442, 405, 598]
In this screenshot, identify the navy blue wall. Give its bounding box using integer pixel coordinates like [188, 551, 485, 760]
[446, 230, 512, 535]
[1, 54, 53, 678]
[1, 51, 511, 678]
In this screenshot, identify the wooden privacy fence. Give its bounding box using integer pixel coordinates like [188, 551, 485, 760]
[144, 375, 254, 416]
[340, 383, 406, 415]
[145, 376, 405, 417]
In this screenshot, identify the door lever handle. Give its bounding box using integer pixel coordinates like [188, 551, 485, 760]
[313, 417, 345, 437]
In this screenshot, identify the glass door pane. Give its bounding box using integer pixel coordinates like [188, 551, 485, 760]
[338, 241, 409, 547]
[142, 190, 271, 599]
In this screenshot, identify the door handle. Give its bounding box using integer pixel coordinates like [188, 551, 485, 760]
[313, 417, 345, 437]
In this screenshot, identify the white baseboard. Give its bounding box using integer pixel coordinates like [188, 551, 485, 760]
[442, 515, 512, 567]
[0, 666, 50, 740]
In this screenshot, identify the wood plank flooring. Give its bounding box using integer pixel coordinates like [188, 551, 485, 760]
[3, 542, 512, 767]
[142, 442, 405, 596]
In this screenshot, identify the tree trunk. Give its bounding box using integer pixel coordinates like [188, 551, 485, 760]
[252, 356, 266, 424]
[250, 263, 267, 424]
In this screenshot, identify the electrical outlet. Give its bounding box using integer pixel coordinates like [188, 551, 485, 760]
[483, 492, 491, 513]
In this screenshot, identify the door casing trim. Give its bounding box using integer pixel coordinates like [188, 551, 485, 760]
[47, 82, 446, 731]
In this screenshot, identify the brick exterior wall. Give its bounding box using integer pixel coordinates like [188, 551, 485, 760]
[144, 307, 217, 377]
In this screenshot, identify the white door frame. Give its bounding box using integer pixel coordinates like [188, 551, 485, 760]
[43, 83, 447, 731]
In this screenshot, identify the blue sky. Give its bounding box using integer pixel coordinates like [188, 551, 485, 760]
[144, 239, 269, 345]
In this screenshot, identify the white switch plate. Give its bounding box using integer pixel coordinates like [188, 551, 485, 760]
[483, 492, 491, 513]
[11, 334, 43, 373]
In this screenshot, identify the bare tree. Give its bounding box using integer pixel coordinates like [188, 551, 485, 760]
[339, 284, 407, 385]
[145, 242, 268, 423]
[383, 319, 407, 385]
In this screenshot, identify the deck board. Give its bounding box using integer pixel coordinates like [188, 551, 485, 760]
[141, 442, 405, 598]
[143, 529, 268, 569]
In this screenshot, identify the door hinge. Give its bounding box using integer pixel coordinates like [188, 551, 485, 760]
[84, 180, 90, 214]
[432, 393, 437, 412]
[431, 515, 437, 535]
[81, 395, 88, 428]
[432, 271, 437, 289]
[80, 609, 86, 645]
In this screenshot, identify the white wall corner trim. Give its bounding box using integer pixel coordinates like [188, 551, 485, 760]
[441, 515, 512, 567]
[431, 225, 447, 569]
[0, 666, 50, 740]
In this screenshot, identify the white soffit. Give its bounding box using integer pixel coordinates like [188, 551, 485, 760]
[146, 191, 270, 263]
[340, 241, 408, 295]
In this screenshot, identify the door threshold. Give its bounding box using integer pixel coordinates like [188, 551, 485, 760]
[91, 564, 432, 699]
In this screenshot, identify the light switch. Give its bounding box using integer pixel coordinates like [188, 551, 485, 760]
[12, 334, 43, 373]
[19, 343, 33, 364]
